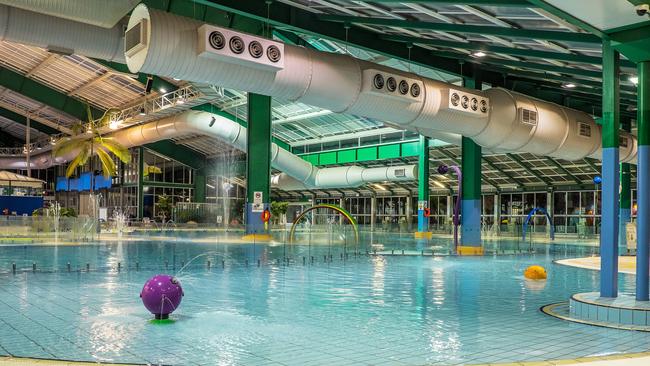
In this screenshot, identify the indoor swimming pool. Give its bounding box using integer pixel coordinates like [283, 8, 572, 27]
[0, 236, 645, 365]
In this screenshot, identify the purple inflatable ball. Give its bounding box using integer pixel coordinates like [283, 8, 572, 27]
[140, 274, 184, 319]
[437, 165, 449, 175]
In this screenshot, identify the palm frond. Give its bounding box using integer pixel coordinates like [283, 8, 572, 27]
[95, 148, 116, 178]
[65, 149, 90, 178]
[99, 138, 131, 163]
[53, 138, 90, 158]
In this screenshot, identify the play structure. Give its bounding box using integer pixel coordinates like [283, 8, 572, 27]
[522, 207, 555, 241]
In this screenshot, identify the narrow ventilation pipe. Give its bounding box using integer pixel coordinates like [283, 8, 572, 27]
[0, 4, 125, 62]
[124, 4, 637, 164]
[0, 111, 416, 190]
[0, 0, 138, 28]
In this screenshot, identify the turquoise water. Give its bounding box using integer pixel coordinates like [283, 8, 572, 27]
[0, 237, 646, 365]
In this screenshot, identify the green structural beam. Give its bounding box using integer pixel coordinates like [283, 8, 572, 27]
[318, 15, 601, 44]
[524, 0, 605, 38]
[0, 107, 60, 135]
[381, 35, 637, 67]
[298, 140, 425, 165]
[602, 40, 621, 149]
[0, 66, 101, 121]
[246, 93, 272, 204]
[462, 137, 482, 200]
[365, 0, 531, 5]
[144, 140, 206, 170]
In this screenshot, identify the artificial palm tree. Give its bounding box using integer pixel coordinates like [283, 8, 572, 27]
[53, 106, 131, 179]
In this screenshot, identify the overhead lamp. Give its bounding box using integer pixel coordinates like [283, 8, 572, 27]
[630, 76, 639, 85]
[173, 77, 181, 81]
[36, 146, 42, 150]
[50, 137, 56, 146]
[109, 119, 121, 130]
[86, 124, 93, 133]
[139, 107, 146, 116]
[563, 83, 576, 88]
[159, 87, 167, 93]
[176, 98, 185, 105]
[471, 51, 486, 58]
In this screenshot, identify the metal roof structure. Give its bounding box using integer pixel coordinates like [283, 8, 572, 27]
[0, 0, 645, 198]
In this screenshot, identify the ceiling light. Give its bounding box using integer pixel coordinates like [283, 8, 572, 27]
[472, 51, 486, 58]
[36, 146, 42, 150]
[563, 83, 576, 88]
[630, 76, 639, 85]
[50, 137, 56, 146]
[139, 107, 146, 116]
[86, 124, 93, 133]
[173, 78, 181, 81]
[176, 98, 185, 105]
[159, 88, 167, 93]
[109, 121, 119, 130]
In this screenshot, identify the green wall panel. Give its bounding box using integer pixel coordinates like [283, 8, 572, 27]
[357, 147, 378, 161]
[319, 151, 337, 165]
[401, 141, 420, 157]
[378, 144, 400, 159]
[303, 154, 319, 165]
[337, 149, 357, 164]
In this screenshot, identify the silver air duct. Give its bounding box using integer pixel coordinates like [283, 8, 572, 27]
[124, 4, 637, 164]
[0, 0, 138, 28]
[0, 111, 416, 190]
[0, 4, 125, 62]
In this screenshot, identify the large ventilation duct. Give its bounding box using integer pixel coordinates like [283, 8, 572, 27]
[124, 4, 637, 165]
[0, 0, 138, 28]
[0, 4, 125, 62]
[0, 111, 416, 190]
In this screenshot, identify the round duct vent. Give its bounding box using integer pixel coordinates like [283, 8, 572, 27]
[386, 77, 397, 92]
[480, 100, 488, 113]
[208, 31, 226, 50]
[461, 95, 469, 109]
[248, 41, 263, 58]
[450, 92, 460, 106]
[398, 80, 409, 95]
[373, 74, 385, 89]
[410, 83, 421, 98]
[267, 45, 281, 63]
[229, 36, 245, 54]
[470, 98, 478, 111]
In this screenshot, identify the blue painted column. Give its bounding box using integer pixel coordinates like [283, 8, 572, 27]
[459, 76, 482, 255]
[636, 61, 650, 301]
[245, 93, 272, 236]
[600, 40, 620, 298]
[416, 135, 431, 238]
[619, 118, 632, 255]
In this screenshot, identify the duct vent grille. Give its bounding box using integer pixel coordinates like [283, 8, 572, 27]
[197, 24, 284, 72]
[518, 108, 538, 126]
[578, 122, 592, 138]
[124, 19, 148, 57]
[447, 89, 489, 116]
[620, 136, 629, 148]
[361, 69, 423, 103]
[394, 168, 406, 178]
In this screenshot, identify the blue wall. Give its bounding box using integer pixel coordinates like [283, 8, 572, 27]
[0, 196, 44, 216]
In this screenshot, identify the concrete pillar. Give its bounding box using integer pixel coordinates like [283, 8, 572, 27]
[600, 40, 620, 298]
[637, 60, 650, 301]
[245, 93, 272, 236]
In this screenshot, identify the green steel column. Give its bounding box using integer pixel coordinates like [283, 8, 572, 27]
[245, 93, 272, 235]
[636, 61, 650, 300]
[619, 118, 631, 254]
[460, 77, 482, 253]
[137, 146, 144, 220]
[194, 167, 206, 203]
[600, 39, 620, 298]
[417, 135, 430, 234]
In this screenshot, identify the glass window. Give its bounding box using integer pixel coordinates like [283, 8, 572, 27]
[554, 192, 566, 215]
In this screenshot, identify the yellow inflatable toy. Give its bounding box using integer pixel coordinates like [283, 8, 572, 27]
[524, 265, 547, 280]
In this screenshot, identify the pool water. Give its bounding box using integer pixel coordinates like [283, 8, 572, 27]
[0, 238, 646, 365]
